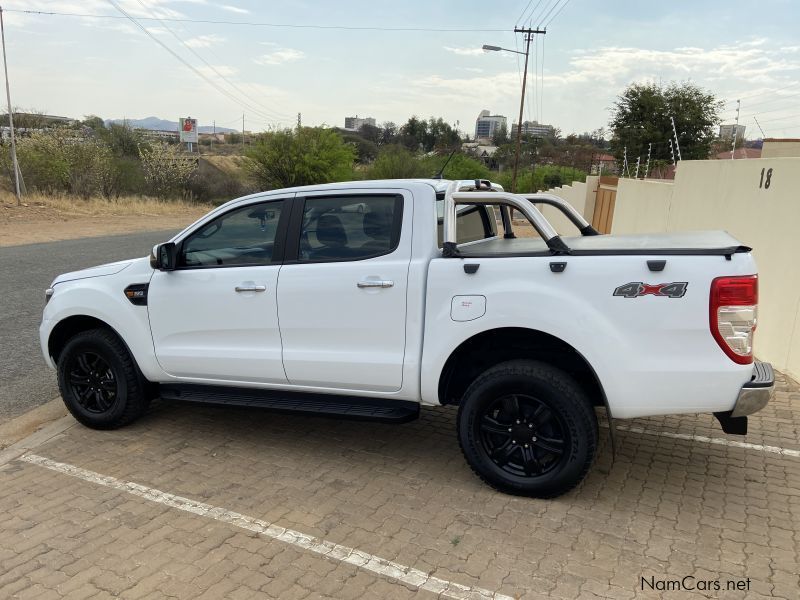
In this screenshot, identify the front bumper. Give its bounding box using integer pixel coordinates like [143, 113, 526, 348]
[731, 361, 774, 418]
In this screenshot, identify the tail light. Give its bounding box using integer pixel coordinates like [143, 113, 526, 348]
[710, 275, 758, 364]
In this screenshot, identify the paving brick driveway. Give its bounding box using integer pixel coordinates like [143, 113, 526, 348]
[1, 373, 798, 599]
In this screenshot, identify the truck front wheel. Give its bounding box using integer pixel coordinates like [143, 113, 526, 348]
[457, 360, 598, 498]
[57, 328, 149, 430]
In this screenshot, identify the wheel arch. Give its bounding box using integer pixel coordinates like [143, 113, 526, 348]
[49, 315, 128, 366]
[437, 327, 608, 411]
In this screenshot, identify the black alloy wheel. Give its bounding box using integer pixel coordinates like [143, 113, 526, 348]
[65, 351, 118, 414]
[57, 328, 149, 429]
[457, 360, 598, 498]
[478, 393, 568, 478]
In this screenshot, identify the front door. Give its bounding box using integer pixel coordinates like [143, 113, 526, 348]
[148, 195, 291, 384]
[277, 191, 412, 392]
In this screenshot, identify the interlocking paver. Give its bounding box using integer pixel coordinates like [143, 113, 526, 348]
[0, 372, 798, 598]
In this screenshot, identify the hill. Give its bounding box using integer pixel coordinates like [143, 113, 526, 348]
[104, 116, 236, 134]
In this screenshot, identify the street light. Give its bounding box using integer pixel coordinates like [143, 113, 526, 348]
[483, 29, 542, 192]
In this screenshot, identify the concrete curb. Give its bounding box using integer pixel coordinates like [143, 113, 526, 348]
[0, 414, 75, 467]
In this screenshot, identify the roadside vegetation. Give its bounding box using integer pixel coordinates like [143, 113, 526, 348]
[2, 80, 726, 205]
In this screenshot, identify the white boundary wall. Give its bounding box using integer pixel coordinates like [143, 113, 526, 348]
[611, 158, 800, 379]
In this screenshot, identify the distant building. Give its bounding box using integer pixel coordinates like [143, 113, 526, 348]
[719, 124, 746, 140]
[511, 120, 555, 138]
[344, 116, 376, 131]
[474, 110, 507, 142]
[462, 142, 499, 167]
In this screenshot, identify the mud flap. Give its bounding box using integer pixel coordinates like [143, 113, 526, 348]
[714, 410, 748, 435]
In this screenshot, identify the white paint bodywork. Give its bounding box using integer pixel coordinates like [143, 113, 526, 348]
[40, 179, 758, 420]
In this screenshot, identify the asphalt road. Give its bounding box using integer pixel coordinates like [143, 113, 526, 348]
[0, 230, 179, 423]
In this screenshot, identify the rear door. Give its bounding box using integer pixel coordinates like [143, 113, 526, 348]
[277, 190, 412, 392]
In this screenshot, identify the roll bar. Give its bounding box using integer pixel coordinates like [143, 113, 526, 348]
[442, 180, 570, 256]
[523, 193, 600, 236]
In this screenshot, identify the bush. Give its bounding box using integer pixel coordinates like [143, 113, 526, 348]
[495, 165, 587, 193]
[366, 145, 428, 179]
[8, 129, 113, 197]
[246, 127, 356, 189]
[419, 152, 491, 180]
[139, 142, 197, 199]
[187, 159, 253, 202]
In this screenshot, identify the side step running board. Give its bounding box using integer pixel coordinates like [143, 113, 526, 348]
[159, 384, 420, 423]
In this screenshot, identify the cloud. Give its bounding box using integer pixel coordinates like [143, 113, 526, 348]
[443, 46, 485, 56]
[254, 48, 305, 65]
[185, 34, 226, 48]
[197, 65, 238, 77]
[220, 4, 249, 14]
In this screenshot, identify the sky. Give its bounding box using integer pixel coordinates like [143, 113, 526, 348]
[3, 0, 800, 138]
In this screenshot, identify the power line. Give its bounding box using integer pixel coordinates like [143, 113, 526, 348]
[516, 0, 536, 26]
[132, 0, 290, 122]
[537, 0, 564, 27]
[104, 0, 277, 129]
[544, 0, 573, 27]
[5, 9, 510, 32]
[528, 0, 557, 26]
[721, 80, 800, 105]
[521, 0, 546, 26]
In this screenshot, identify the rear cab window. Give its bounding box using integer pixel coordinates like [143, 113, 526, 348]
[436, 198, 498, 247]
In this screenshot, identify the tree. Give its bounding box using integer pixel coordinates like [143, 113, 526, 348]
[246, 127, 356, 189]
[379, 122, 397, 146]
[609, 82, 721, 165]
[358, 123, 381, 145]
[492, 122, 509, 146]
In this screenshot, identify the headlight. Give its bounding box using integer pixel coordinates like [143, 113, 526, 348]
[45, 288, 54, 304]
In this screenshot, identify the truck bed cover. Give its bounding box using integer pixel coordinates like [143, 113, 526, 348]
[458, 230, 750, 257]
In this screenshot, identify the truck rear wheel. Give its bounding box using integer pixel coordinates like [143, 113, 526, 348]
[457, 360, 597, 498]
[57, 328, 149, 430]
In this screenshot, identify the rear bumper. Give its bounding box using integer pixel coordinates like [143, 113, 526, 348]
[731, 361, 774, 418]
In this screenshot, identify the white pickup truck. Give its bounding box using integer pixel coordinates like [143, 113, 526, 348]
[40, 179, 774, 497]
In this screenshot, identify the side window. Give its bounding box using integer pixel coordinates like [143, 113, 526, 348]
[298, 194, 402, 262]
[436, 201, 497, 246]
[180, 200, 285, 268]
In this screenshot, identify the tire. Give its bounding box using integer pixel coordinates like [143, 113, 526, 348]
[457, 360, 598, 498]
[57, 328, 149, 430]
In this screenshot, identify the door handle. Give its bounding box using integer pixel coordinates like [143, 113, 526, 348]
[357, 280, 394, 289]
[235, 285, 267, 292]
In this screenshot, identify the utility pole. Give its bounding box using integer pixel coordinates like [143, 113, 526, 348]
[211, 119, 214, 151]
[0, 6, 21, 204]
[511, 26, 546, 193]
[241, 113, 245, 152]
[731, 99, 740, 160]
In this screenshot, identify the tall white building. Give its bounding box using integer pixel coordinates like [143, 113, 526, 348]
[474, 110, 507, 142]
[344, 116, 377, 131]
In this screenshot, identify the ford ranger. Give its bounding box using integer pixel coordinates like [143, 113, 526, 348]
[40, 179, 774, 497]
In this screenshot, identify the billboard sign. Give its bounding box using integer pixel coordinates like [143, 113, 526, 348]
[179, 117, 198, 143]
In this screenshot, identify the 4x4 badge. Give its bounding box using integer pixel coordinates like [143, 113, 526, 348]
[613, 282, 688, 298]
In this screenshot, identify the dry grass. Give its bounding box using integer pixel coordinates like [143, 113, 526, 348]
[1, 191, 213, 217]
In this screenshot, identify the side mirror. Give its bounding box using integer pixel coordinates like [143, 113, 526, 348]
[150, 242, 177, 271]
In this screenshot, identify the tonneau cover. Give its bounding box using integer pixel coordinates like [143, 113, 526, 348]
[458, 230, 750, 257]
